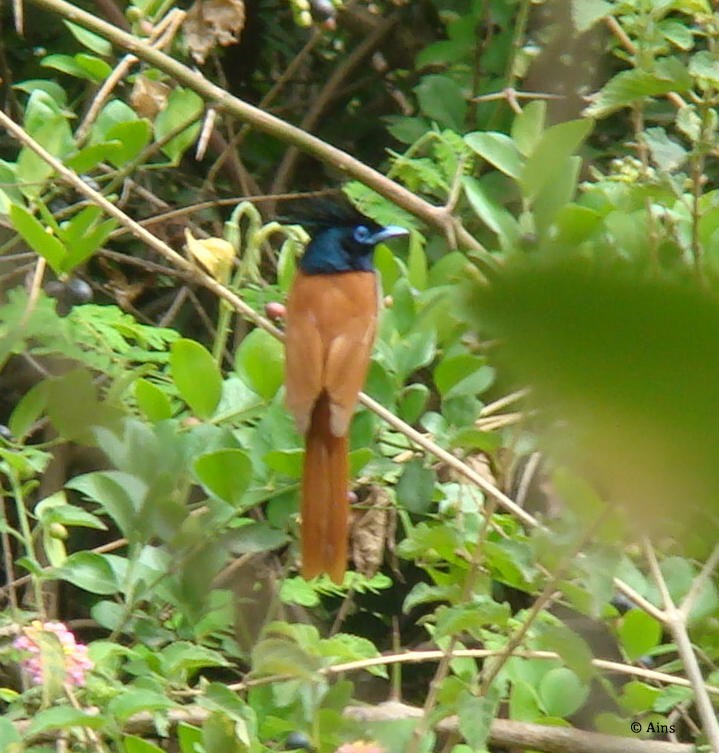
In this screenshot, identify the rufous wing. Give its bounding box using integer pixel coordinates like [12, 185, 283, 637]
[284, 270, 378, 582]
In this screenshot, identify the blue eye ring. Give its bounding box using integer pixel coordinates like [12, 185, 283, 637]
[353, 225, 371, 243]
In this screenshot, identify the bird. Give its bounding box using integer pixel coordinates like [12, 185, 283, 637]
[283, 202, 408, 583]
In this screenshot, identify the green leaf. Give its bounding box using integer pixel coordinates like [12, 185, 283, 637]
[57, 551, 119, 594]
[91, 100, 139, 143]
[644, 127, 687, 172]
[511, 100, 546, 156]
[234, 328, 285, 400]
[536, 624, 595, 681]
[227, 521, 288, 554]
[689, 50, 719, 88]
[41, 53, 88, 78]
[45, 367, 123, 443]
[465, 131, 523, 179]
[104, 119, 152, 167]
[434, 599, 510, 640]
[434, 353, 493, 399]
[462, 175, 521, 247]
[108, 689, 176, 722]
[538, 667, 589, 717]
[457, 693, 493, 750]
[64, 20, 113, 55]
[26, 707, 105, 737]
[571, 0, 613, 32]
[414, 74, 467, 131]
[37, 499, 107, 530]
[407, 235, 428, 290]
[9, 380, 48, 439]
[65, 141, 123, 172]
[251, 637, 321, 678]
[160, 642, 229, 679]
[280, 576, 321, 607]
[202, 711, 245, 753]
[584, 59, 691, 118]
[9, 203, 67, 273]
[520, 118, 593, 201]
[124, 736, 165, 753]
[619, 681, 662, 714]
[659, 19, 694, 50]
[193, 449, 252, 507]
[0, 718, 21, 749]
[396, 459, 435, 514]
[58, 206, 118, 272]
[533, 155, 582, 234]
[618, 609, 662, 660]
[67, 470, 145, 540]
[395, 331, 436, 381]
[264, 448, 303, 478]
[178, 723, 203, 753]
[155, 88, 203, 164]
[74, 53, 112, 82]
[13, 78, 67, 105]
[170, 339, 222, 419]
[135, 378, 173, 422]
[398, 383, 430, 424]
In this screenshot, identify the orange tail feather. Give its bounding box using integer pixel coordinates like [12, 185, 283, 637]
[301, 392, 348, 584]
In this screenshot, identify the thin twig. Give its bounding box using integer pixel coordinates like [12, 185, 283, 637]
[643, 538, 719, 753]
[680, 541, 719, 619]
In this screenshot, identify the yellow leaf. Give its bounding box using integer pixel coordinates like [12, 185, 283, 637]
[185, 229, 234, 283]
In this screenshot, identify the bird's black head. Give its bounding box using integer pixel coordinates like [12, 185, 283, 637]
[284, 201, 408, 275]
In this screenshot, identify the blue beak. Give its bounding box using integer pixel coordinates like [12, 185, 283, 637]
[368, 225, 410, 245]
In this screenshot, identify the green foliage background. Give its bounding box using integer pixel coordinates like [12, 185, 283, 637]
[0, 0, 718, 751]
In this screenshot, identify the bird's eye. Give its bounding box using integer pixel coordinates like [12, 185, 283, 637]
[353, 225, 371, 243]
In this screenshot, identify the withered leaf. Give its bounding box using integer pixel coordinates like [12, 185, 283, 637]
[184, 0, 246, 64]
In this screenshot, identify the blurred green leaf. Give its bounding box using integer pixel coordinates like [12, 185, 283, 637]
[414, 74, 467, 131]
[9, 203, 66, 273]
[571, 0, 613, 33]
[457, 692, 493, 750]
[536, 624, 595, 682]
[512, 100, 546, 156]
[618, 609, 662, 660]
[465, 131, 523, 178]
[520, 119, 593, 201]
[468, 258, 719, 534]
[396, 459, 435, 514]
[194, 449, 252, 507]
[584, 58, 691, 117]
[27, 707, 106, 737]
[462, 175, 521, 247]
[434, 353, 493, 399]
[57, 551, 119, 594]
[398, 383, 430, 424]
[108, 690, 177, 722]
[538, 667, 588, 717]
[9, 379, 48, 439]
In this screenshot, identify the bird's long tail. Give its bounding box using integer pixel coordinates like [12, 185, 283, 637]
[301, 391, 348, 584]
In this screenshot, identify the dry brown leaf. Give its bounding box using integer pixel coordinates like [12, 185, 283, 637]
[130, 75, 171, 119]
[184, 0, 245, 64]
[350, 485, 393, 577]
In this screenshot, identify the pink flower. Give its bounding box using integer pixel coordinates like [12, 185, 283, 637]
[13, 620, 93, 687]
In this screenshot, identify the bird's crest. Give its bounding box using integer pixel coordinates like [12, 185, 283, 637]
[280, 198, 381, 233]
